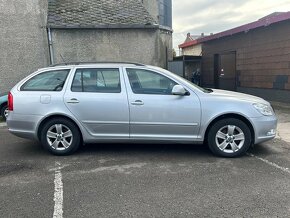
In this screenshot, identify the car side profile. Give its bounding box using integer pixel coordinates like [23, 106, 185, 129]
[7, 62, 277, 157]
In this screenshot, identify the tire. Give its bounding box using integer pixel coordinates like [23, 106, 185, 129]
[40, 118, 81, 155]
[0, 104, 8, 121]
[207, 118, 252, 157]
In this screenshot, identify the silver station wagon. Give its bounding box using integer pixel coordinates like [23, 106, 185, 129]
[7, 62, 277, 157]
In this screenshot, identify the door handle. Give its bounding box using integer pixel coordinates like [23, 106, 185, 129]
[67, 98, 79, 104]
[131, 100, 144, 105]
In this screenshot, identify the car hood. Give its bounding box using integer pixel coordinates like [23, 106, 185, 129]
[210, 89, 268, 104]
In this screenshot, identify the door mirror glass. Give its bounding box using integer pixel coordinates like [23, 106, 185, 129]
[172, 85, 186, 95]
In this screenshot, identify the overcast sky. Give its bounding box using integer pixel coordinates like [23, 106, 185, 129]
[172, 0, 290, 52]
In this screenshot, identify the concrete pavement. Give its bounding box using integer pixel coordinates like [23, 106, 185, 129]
[0, 104, 290, 217]
[271, 101, 290, 143]
[1, 126, 290, 217]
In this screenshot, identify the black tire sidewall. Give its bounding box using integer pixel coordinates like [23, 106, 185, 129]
[40, 118, 81, 155]
[207, 118, 252, 157]
[0, 104, 8, 121]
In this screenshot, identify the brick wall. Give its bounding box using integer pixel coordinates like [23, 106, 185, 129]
[202, 20, 290, 93]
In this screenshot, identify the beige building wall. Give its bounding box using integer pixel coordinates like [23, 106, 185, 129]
[182, 44, 202, 56]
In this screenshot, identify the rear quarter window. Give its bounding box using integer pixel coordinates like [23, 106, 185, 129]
[20, 70, 70, 91]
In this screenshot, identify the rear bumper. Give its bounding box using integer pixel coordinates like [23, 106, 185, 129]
[7, 113, 42, 140]
[9, 129, 37, 140]
[251, 115, 277, 144]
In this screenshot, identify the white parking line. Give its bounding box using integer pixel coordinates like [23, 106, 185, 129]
[247, 153, 290, 175]
[53, 162, 63, 218]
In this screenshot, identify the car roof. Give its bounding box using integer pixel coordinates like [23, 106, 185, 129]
[38, 62, 149, 71]
[52, 62, 145, 67]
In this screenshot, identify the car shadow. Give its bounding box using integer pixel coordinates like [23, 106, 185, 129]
[14, 140, 48, 156]
[248, 140, 285, 156]
[78, 142, 213, 158]
[9, 136, 268, 160]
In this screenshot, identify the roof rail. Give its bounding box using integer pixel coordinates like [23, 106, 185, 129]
[49, 61, 145, 67]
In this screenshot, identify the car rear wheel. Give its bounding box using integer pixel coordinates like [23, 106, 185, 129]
[40, 118, 81, 155]
[207, 118, 252, 157]
[0, 104, 8, 121]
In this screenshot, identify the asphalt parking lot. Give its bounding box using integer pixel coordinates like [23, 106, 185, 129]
[1, 107, 290, 217]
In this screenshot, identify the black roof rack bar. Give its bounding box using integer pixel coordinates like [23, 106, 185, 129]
[49, 61, 145, 67]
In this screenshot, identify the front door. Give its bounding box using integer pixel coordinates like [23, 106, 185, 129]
[64, 67, 129, 139]
[123, 67, 201, 140]
[216, 52, 237, 91]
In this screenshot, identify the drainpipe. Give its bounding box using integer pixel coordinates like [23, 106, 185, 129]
[47, 28, 54, 65]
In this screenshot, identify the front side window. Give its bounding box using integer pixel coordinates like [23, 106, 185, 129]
[21, 70, 70, 91]
[71, 68, 121, 93]
[126, 68, 177, 95]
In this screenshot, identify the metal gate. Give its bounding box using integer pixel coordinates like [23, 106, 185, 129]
[168, 61, 184, 77]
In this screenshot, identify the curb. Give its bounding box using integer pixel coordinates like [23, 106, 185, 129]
[0, 122, 7, 127]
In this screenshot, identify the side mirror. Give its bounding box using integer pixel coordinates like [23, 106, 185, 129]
[172, 85, 186, 96]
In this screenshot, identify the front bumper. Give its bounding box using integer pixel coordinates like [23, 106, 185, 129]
[251, 114, 277, 144]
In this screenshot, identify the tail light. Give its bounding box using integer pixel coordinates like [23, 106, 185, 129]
[8, 92, 13, 111]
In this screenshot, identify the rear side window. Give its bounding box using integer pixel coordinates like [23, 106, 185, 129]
[71, 68, 121, 93]
[21, 70, 70, 91]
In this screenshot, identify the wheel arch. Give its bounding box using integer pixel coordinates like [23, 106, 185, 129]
[37, 114, 83, 142]
[204, 113, 255, 144]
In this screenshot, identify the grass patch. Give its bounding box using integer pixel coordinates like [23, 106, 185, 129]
[0, 117, 4, 123]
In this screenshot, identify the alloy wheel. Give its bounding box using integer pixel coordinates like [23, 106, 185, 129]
[46, 124, 73, 151]
[215, 125, 245, 153]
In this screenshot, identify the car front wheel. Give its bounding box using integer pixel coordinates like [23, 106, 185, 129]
[40, 118, 81, 155]
[207, 118, 252, 157]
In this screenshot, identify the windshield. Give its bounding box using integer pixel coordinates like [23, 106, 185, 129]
[150, 67, 212, 93]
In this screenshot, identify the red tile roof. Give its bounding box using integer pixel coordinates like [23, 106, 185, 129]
[198, 11, 290, 43]
[178, 39, 199, 48]
[179, 12, 290, 48]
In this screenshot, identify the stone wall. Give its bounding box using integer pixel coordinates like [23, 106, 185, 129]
[51, 28, 172, 68]
[142, 0, 159, 23]
[0, 0, 172, 93]
[0, 0, 49, 92]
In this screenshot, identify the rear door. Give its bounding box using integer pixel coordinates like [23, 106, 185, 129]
[64, 67, 129, 139]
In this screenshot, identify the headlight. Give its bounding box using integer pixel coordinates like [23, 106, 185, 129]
[253, 103, 273, 116]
